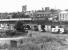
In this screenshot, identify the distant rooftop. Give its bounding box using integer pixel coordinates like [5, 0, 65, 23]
[60, 11, 68, 13]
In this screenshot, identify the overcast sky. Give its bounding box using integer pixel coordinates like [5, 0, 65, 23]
[0, 0, 68, 12]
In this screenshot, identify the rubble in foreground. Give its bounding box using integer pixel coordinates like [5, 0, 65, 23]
[0, 36, 67, 50]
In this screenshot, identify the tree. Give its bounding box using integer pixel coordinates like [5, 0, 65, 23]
[21, 14, 30, 18]
[50, 9, 56, 12]
[12, 13, 19, 18]
[14, 21, 25, 32]
[12, 13, 30, 18]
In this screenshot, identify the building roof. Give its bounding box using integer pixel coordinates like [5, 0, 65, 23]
[35, 12, 51, 14]
[60, 11, 68, 13]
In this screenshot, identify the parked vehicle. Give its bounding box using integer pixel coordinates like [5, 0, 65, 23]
[38, 25, 42, 32]
[41, 25, 46, 32]
[34, 25, 38, 31]
[51, 25, 64, 34]
[24, 24, 31, 30]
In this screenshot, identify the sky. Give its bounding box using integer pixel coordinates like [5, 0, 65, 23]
[0, 0, 68, 12]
